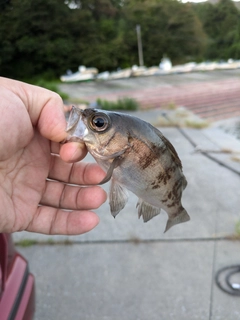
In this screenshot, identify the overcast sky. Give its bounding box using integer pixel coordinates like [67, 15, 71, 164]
[181, 0, 207, 2]
[182, 0, 239, 2]
[182, 0, 207, 2]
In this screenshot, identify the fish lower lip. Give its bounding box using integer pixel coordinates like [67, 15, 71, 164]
[66, 106, 87, 141]
[71, 117, 86, 139]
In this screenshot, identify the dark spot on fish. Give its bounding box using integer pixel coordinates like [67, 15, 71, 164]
[128, 135, 156, 170]
[141, 154, 156, 170]
[168, 192, 172, 199]
[156, 172, 165, 183]
[151, 180, 160, 189]
[151, 164, 178, 190]
[167, 202, 177, 208]
[151, 171, 168, 189]
[157, 167, 172, 185]
[164, 167, 173, 183]
[155, 173, 164, 187]
[172, 179, 182, 199]
[150, 142, 167, 157]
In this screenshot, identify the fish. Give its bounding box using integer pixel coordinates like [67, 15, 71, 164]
[65, 106, 190, 232]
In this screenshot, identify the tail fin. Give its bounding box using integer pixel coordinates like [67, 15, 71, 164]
[164, 207, 190, 233]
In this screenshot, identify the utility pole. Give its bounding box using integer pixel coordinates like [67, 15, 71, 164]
[136, 25, 144, 67]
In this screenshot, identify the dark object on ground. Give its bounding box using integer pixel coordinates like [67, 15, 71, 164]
[215, 265, 240, 296]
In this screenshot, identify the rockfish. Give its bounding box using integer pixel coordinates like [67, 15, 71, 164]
[65, 107, 190, 232]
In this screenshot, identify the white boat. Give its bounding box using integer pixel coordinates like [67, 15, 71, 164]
[131, 65, 148, 77]
[108, 68, 132, 80]
[96, 71, 110, 80]
[60, 65, 98, 82]
[159, 57, 172, 71]
[144, 66, 164, 76]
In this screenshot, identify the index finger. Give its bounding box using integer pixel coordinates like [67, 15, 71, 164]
[49, 154, 106, 185]
[60, 141, 88, 163]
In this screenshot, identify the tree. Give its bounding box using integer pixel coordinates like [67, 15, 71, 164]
[121, 0, 207, 66]
[70, 0, 125, 71]
[0, 0, 124, 78]
[0, 0, 79, 79]
[193, 0, 240, 60]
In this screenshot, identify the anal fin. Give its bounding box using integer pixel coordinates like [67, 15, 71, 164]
[137, 199, 161, 222]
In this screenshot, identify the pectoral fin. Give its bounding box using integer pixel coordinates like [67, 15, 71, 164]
[164, 207, 190, 233]
[109, 180, 128, 218]
[137, 199, 161, 222]
[98, 156, 122, 185]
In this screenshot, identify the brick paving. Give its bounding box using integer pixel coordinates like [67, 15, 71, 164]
[60, 70, 240, 120]
[89, 79, 240, 120]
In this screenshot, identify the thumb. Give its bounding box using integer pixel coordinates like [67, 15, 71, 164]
[0, 77, 67, 142]
[35, 90, 68, 142]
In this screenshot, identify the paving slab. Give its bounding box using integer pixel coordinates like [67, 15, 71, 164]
[17, 241, 214, 320]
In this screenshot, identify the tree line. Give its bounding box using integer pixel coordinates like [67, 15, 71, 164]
[0, 0, 239, 80]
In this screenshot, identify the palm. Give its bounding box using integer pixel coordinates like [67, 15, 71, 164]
[0, 131, 51, 232]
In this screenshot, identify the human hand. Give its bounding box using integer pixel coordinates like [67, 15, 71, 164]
[0, 77, 107, 234]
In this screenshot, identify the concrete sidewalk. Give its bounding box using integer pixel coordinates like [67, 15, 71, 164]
[13, 111, 240, 320]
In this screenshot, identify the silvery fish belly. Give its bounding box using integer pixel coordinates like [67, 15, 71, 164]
[66, 106, 190, 232]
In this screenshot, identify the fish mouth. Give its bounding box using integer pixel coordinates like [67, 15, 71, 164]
[65, 106, 88, 142]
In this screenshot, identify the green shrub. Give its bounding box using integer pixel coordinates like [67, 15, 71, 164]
[33, 79, 69, 100]
[96, 97, 139, 111]
[236, 220, 240, 236]
[16, 239, 38, 247]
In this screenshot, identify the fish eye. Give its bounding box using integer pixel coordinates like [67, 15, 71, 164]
[89, 113, 110, 132]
